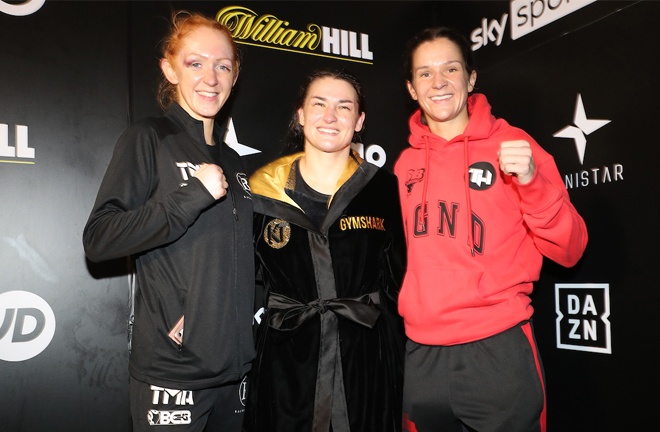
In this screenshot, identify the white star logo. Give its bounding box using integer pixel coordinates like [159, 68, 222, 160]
[224, 117, 261, 156]
[553, 94, 610, 165]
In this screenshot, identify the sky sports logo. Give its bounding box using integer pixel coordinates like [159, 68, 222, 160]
[471, 0, 597, 51]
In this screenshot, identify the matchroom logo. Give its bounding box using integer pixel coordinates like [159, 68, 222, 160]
[555, 283, 611, 354]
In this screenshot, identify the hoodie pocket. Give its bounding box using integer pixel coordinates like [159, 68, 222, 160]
[398, 266, 485, 326]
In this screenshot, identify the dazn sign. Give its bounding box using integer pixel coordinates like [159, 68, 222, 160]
[555, 283, 611, 354]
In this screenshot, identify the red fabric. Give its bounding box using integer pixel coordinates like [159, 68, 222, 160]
[394, 93, 588, 346]
[521, 323, 547, 432]
[402, 412, 419, 432]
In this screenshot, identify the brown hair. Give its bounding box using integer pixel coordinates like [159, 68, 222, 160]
[157, 11, 240, 110]
[404, 27, 475, 82]
[285, 69, 366, 154]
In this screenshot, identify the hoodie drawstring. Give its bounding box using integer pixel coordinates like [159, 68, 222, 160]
[463, 136, 475, 256]
[421, 137, 430, 231]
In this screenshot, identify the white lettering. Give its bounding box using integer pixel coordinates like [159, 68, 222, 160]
[359, 33, 373, 60]
[469, 168, 493, 187]
[470, 14, 508, 51]
[1, 124, 35, 159]
[176, 162, 198, 181]
[340, 29, 349, 56]
[568, 318, 598, 341]
[564, 164, 624, 189]
[567, 294, 597, 316]
[511, 0, 597, 40]
[351, 142, 386, 168]
[322, 26, 373, 60]
[568, 318, 581, 339]
[150, 386, 195, 406]
[582, 295, 597, 316]
[0, 291, 56, 362]
[583, 319, 598, 341]
[567, 294, 580, 314]
[322, 26, 341, 55]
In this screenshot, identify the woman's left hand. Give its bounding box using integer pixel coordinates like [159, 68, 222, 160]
[498, 140, 536, 185]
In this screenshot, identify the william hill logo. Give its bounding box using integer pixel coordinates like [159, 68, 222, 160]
[216, 6, 373, 64]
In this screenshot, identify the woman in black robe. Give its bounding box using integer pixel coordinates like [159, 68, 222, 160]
[244, 69, 406, 432]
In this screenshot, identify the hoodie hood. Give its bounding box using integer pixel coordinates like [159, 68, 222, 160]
[407, 93, 499, 149]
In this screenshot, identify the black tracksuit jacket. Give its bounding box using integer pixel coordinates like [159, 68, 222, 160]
[83, 102, 255, 389]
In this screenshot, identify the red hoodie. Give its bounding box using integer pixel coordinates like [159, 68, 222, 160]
[394, 93, 588, 345]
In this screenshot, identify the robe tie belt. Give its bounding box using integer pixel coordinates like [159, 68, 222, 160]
[267, 290, 381, 431]
[267, 291, 381, 331]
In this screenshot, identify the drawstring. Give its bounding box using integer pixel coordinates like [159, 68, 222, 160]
[421, 137, 430, 231]
[463, 136, 474, 256]
[420, 130, 474, 257]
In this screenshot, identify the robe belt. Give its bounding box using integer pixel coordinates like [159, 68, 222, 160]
[266, 291, 381, 331]
[267, 291, 381, 432]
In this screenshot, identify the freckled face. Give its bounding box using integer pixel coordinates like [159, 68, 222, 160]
[161, 26, 238, 121]
[297, 77, 365, 156]
[407, 38, 476, 137]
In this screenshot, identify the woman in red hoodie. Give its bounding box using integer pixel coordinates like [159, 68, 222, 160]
[394, 27, 588, 432]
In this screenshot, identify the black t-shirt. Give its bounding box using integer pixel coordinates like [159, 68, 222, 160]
[286, 161, 330, 229]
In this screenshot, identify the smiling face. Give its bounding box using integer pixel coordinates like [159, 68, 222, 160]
[160, 26, 238, 122]
[297, 77, 365, 157]
[407, 37, 477, 139]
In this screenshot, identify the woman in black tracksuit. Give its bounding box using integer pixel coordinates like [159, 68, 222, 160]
[83, 12, 254, 432]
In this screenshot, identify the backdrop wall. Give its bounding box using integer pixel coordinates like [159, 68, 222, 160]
[1, 1, 655, 431]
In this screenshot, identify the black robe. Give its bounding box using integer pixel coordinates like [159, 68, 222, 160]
[245, 152, 406, 432]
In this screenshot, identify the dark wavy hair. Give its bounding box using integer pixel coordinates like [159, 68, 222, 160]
[284, 69, 366, 154]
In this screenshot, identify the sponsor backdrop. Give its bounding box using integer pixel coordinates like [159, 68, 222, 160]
[0, 1, 655, 430]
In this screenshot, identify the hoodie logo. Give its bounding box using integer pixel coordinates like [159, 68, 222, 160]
[405, 168, 425, 195]
[468, 162, 496, 190]
[236, 172, 251, 196]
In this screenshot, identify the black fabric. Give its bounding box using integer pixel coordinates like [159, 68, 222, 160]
[245, 160, 406, 432]
[83, 102, 255, 390]
[206, 142, 223, 165]
[285, 161, 330, 229]
[129, 376, 247, 431]
[267, 291, 381, 333]
[402, 322, 545, 432]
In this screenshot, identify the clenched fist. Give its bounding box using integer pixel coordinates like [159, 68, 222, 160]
[193, 163, 229, 199]
[498, 140, 535, 185]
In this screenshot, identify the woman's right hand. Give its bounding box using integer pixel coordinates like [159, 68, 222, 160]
[193, 163, 229, 199]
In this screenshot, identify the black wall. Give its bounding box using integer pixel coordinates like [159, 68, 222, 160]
[1, 1, 656, 431]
